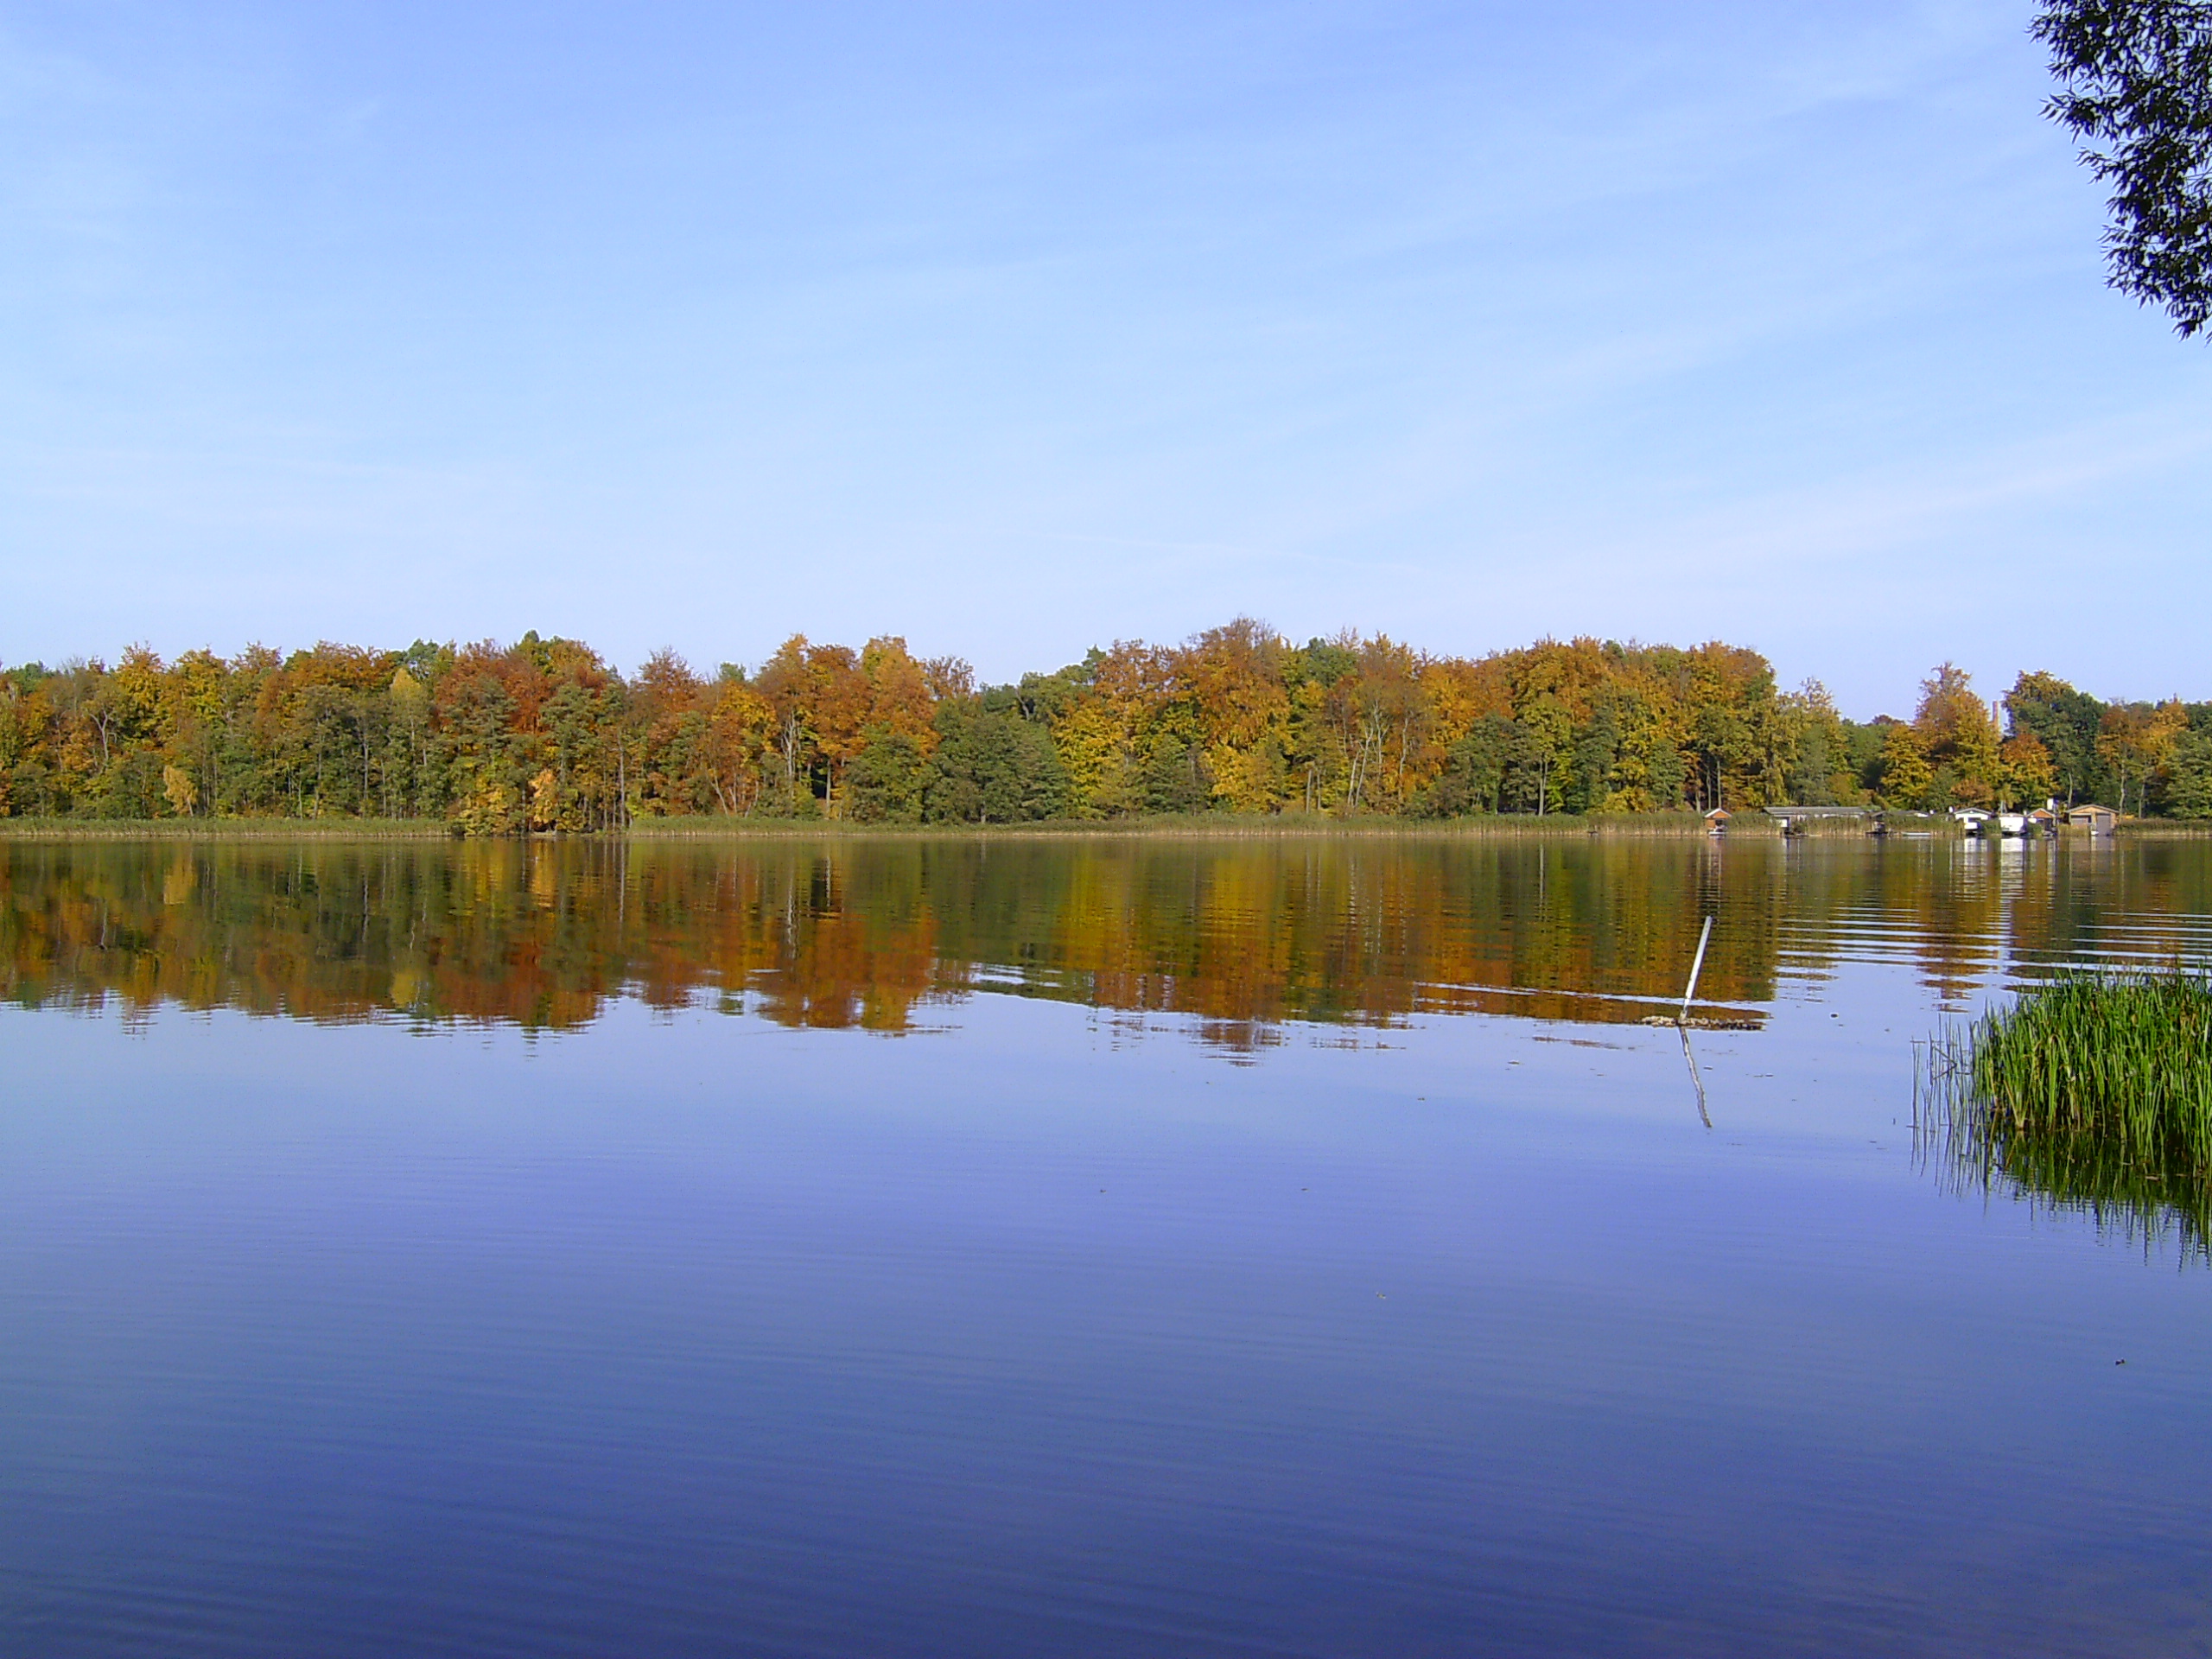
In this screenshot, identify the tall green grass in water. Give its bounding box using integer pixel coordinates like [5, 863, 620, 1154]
[1926, 970, 2212, 1257]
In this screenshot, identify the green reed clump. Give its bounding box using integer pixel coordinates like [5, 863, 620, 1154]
[1925, 969, 2212, 1258]
[1963, 969, 2212, 1166]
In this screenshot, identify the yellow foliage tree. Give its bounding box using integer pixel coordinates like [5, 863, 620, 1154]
[1879, 724, 1933, 808]
[161, 764, 199, 817]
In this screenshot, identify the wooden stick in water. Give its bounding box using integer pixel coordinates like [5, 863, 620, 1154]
[1679, 914, 1713, 1027]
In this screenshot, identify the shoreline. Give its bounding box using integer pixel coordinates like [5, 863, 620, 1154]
[0, 811, 1753, 842]
[12, 812, 2200, 842]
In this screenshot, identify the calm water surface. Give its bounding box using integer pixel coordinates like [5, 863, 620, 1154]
[3, 834, 2209, 1656]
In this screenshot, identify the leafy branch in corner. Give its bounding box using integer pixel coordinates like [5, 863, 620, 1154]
[2036, 0, 2212, 335]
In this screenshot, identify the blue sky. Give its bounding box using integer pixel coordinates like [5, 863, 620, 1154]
[3, 1, 2205, 716]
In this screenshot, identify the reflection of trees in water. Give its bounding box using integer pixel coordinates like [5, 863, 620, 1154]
[0, 839, 1774, 1039]
[1785, 839, 2212, 1012]
[3, 837, 2209, 1046]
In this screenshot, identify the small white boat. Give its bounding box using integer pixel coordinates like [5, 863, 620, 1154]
[1996, 813, 2028, 837]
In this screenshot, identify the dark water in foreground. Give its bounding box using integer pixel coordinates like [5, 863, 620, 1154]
[3, 835, 2209, 1656]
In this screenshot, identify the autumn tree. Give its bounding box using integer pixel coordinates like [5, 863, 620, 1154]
[702, 671, 774, 817]
[1999, 731, 2059, 807]
[2097, 699, 2185, 817]
[1878, 722, 1935, 809]
[1179, 618, 1293, 812]
[1912, 663, 2002, 808]
[844, 638, 944, 821]
[754, 636, 817, 815]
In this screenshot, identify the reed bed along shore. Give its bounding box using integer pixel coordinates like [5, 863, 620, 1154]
[0, 810, 1756, 842]
[0, 817, 450, 841]
[1925, 969, 2212, 1254]
[619, 811, 1751, 842]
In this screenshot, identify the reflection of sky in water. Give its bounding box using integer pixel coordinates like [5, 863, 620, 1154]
[4, 840, 2212, 1654]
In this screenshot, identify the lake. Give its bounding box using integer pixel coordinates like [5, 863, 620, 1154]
[3, 832, 2209, 1656]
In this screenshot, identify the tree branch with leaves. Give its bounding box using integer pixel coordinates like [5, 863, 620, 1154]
[2037, 0, 2212, 335]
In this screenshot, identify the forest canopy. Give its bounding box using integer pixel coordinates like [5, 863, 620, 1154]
[2, 623, 2206, 830]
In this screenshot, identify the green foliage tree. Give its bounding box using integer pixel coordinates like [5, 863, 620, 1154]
[925, 707, 1067, 823]
[1565, 705, 1620, 815]
[1415, 715, 1515, 817]
[2005, 671, 2109, 804]
[2037, 0, 2212, 336]
[846, 726, 928, 823]
[1139, 736, 1211, 814]
[2165, 718, 2212, 817]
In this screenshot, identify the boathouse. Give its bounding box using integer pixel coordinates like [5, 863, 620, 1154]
[1762, 806, 1872, 836]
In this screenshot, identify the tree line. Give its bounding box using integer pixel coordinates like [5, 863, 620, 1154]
[1, 621, 2206, 828]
